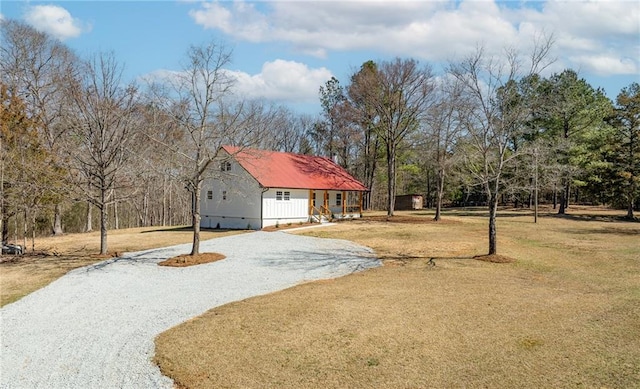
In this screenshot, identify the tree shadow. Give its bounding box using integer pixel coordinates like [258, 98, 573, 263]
[564, 227, 640, 236]
[440, 208, 545, 218]
[258, 247, 380, 275]
[141, 226, 235, 233]
[380, 254, 477, 266]
[551, 213, 639, 224]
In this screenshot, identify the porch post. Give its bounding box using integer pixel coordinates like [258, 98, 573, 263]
[324, 190, 329, 210]
[308, 189, 313, 216]
[342, 191, 346, 215]
[359, 192, 363, 214]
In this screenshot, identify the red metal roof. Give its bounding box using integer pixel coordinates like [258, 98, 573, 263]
[222, 145, 368, 191]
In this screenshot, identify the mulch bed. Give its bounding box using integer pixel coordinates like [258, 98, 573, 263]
[158, 253, 226, 267]
[262, 222, 318, 232]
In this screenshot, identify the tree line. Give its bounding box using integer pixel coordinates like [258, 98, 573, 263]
[1, 19, 638, 256]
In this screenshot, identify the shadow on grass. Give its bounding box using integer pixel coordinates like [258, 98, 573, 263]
[383, 253, 515, 264]
[258, 247, 380, 275]
[564, 227, 640, 236]
[440, 208, 548, 218]
[141, 226, 235, 233]
[551, 213, 639, 224]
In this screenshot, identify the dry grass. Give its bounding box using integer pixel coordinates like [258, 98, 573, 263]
[0, 226, 242, 306]
[154, 207, 640, 389]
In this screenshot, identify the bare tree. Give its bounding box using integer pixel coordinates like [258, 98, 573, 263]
[424, 77, 467, 221]
[449, 37, 554, 256]
[65, 53, 140, 255]
[147, 40, 244, 255]
[0, 19, 79, 235]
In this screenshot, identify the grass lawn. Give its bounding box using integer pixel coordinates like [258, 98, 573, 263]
[154, 207, 640, 388]
[0, 226, 241, 306]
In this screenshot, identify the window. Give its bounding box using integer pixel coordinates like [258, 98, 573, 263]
[220, 161, 231, 171]
[312, 192, 316, 207]
[207, 190, 213, 200]
[276, 191, 290, 201]
[336, 193, 342, 206]
[222, 190, 227, 200]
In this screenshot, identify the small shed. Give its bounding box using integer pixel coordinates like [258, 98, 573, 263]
[395, 194, 423, 210]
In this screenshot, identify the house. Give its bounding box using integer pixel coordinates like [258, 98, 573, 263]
[394, 194, 424, 210]
[200, 145, 368, 229]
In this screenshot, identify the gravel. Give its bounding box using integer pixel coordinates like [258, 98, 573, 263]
[0, 230, 380, 389]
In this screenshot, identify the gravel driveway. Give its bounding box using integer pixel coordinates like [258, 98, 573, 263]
[0, 231, 379, 389]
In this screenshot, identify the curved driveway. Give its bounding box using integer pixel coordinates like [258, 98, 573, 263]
[1, 231, 379, 389]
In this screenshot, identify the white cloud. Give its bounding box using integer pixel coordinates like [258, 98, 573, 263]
[188, 0, 639, 77]
[142, 60, 332, 104]
[24, 5, 85, 40]
[189, 1, 268, 43]
[570, 54, 638, 76]
[228, 59, 333, 102]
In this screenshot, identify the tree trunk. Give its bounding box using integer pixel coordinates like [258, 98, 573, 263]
[488, 192, 498, 255]
[434, 168, 445, 221]
[162, 175, 167, 226]
[31, 212, 36, 252]
[426, 169, 431, 209]
[86, 201, 93, 232]
[190, 182, 201, 256]
[144, 189, 149, 226]
[534, 157, 539, 224]
[52, 203, 63, 235]
[100, 188, 108, 255]
[386, 144, 396, 217]
[168, 184, 173, 226]
[114, 200, 119, 230]
[558, 179, 568, 214]
[2, 215, 8, 244]
[23, 209, 27, 251]
[628, 199, 635, 219]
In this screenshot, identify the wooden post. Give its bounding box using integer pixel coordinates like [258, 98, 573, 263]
[359, 192, 363, 214]
[324, 190, 329, 212]
[308, 189, 313, 216]
[342, 191, 346, 215]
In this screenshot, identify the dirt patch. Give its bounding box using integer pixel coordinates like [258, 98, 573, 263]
[158, 253, 226, 267]
[474, 254, 516, 263]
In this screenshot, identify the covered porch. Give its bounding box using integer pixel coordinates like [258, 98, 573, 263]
[308, 189, 363, 223]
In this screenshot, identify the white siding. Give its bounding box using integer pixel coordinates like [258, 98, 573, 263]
[261, 188, 309, 227]
[199, 149, 363, 229]
[200, 157, 263, 230]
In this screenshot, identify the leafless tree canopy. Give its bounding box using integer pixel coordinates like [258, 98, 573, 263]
[2, 20, 636, 257]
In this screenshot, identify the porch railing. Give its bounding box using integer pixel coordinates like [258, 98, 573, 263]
[309, 205, 331, 223]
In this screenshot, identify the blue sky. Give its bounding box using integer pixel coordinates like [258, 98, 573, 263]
[1, 0, 639, 114]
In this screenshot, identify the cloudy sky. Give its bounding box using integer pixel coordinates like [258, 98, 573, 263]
[2, 1, 639, 113]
